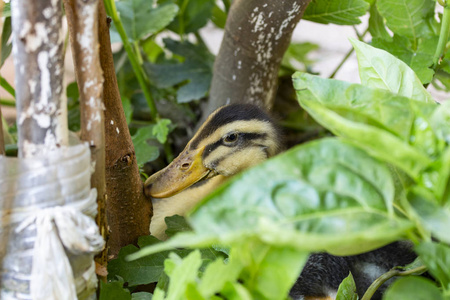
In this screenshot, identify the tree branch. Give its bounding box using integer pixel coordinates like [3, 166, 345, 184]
[204, 0, 311, 118]
[97, 0, 152, 258]
[12, 0, 67, 158]
[64, 0, 108, 272]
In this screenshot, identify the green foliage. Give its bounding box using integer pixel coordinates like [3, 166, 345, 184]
[96, 0, 450, 299]
[145, 39, 214, 103]
[131, 126, 160, 166]
[110, 0, 179, 43]
[383, 277, 443, 300]
[376, 0, 436, 45]
[122, 36, 450, 300]
[158, 0, 215, 34]
[108, 216, 224, 287]
[303, 0, 369, 25]
[1, 16, 11, 68]
[336, 273, 358, 300]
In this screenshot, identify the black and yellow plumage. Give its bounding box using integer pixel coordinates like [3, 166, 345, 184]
[144, 104, 416, 300]
[145, 104, 282, 239]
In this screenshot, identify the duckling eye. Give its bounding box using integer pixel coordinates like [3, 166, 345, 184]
[223, 133, 238, 144]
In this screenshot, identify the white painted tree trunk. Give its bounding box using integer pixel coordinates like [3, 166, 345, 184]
[12, 0, 67, 158]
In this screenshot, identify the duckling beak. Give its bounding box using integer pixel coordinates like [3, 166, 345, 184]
[144, 146, 210, 198]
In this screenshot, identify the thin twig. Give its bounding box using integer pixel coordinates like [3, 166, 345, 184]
[361, 265, 428, 300]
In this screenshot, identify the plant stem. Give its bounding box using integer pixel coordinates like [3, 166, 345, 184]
[433, 2, 450, 69]
[104, 0, 159, 120]
[361, 265, 428, 300]
[0, 76, 15, 98]
[0, 99, 15, 106]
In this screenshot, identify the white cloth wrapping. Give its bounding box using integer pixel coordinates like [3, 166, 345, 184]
[0, 143, 105, 300]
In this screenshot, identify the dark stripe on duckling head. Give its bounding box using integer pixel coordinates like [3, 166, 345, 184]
[202, 132, 268, 160]
[190, 104, 273, 149]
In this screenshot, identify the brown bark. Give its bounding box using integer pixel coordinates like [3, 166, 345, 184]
[12, 0, 67, 158]
[64, 0, 108, 270]
[97, 0, 152, 258]
[204, 0, 311, 118]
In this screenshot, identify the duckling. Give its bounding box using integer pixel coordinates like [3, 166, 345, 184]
[144, 104, 417, 300]
[145, 104, 283, 239]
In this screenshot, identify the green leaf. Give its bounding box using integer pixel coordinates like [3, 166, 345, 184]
[142, 39, 164, 63]
[99, 279, 131, 300]
[152, 118, 172, 144]
[368, 3, 391, 40]
[416, 242, 450, 290]
[336, 272, 358, 300]
[232, 241, 308, 300]
[281, 42, 319, 74]
[164, 215, 192, 238]
[109, 234, 222, 287]
[108, 235, 169, 286]
[303, 0, 369, 25]
[132, 292, 153, 300]
[131, 125, 160, 165]
[160, 0, 215, 34]
[383, 276, 443, 300]
[145, 39, 214, 103]
[292, 72, 436, 179]
[371, 35, 437, 84]
[1, 17, 12, 68]
[164, 251, 203, 300]
[211, 4, 227, 29]
[197, 255, 243, 298]
[130, 139, 412, 259]
[189, 138, 409, 256]
[408, 191, 450, 244]
[350, 38, 433, 103]
[377, 0, 436, 47]
[113, 0, 179, 42]
[3, 2, 11, 18]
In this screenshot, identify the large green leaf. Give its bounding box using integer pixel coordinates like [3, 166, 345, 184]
[416, 242, 450, 291]
[371, 35, 437, 84]
[383, 276, 443, 300]
[112, 0, 178, 42]
[131, 138, 411, 259]
[293, 72, 437, 179]
[303, 0, 369, 25]
[145, 39, 214, 103]
[377, 0, 436, 47]
[350, 38, 433, 103]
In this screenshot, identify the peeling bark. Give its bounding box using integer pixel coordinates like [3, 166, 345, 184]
[11, 0, 67, 158]
[64, 0, 108, 270]
[98, 1, 152, 258]
[204, 0, 311, 117]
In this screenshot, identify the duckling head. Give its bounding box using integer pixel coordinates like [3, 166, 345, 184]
[145, 104, 282, 198]
[144, 104, 282, 239]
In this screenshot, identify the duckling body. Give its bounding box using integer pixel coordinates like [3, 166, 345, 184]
[144, 104, 416, 300]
